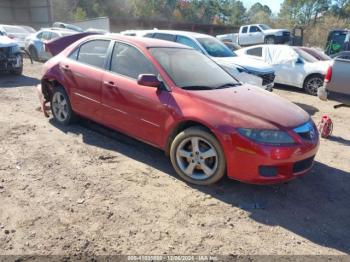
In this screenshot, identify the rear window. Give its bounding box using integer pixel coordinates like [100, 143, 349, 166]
[153, 33, 176, 42]
[196, 37, 236, 57]
[242, 27, 248, 34]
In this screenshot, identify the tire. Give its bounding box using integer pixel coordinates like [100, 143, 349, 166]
[29, 46, 38, 61]
[303, 75, 324, 96]
[264, 36, 275, 44]
[51, 85, 76, 125]
[170, 126, 226, 185]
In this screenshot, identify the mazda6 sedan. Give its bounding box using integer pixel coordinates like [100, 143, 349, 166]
[39, 34, 319, 185]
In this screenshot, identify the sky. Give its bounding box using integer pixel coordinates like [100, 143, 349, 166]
[243, 0, 284, 14]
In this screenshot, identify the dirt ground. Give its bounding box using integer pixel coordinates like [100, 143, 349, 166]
[0, 59, 349, 256]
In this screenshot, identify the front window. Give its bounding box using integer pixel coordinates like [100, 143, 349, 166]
[259, 24, 271, 31]
[294, 48, 318, 63]
[249, 26, 261, 33]
[196, 37, 236, 58]
[149, 48, 239, 90]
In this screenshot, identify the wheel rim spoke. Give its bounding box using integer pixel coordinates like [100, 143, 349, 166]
[191, 137, 200, 154]
[200, 162, 214, 176]
[184, 161, 196, 176]
[178, 149, 192, 158]
[200, 148, 217, 159]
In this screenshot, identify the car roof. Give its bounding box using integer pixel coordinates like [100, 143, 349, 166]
[84, 34, 193, 49]
[129, 29, 212, 39]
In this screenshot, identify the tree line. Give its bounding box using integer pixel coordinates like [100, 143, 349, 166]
[52, 0, 350, 47]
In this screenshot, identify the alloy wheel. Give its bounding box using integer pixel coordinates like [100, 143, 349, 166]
[52, 92, 69, 122]
[305, 77, 323, 96]
[175, 136, 218, 180]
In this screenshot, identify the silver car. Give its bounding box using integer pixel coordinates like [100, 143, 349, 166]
[24, 28, 76, 61]
[0, 24, 30, 48]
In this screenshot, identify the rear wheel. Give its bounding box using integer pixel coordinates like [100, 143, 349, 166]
[51, 86, 76, 125]
[304, 75, 324, 96]
[170, 127, 226, 185]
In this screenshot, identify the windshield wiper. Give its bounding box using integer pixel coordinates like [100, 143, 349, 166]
[214, 83, 241, 89]
[181, 86, 214, 90]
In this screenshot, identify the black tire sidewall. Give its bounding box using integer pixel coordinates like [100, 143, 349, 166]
[170, 127, 226, 186]
[51, 86, 75, 125]
[265, 36, 275, 44]
[304, 76, 323, 96]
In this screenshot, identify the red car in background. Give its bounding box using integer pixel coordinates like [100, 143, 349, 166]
[39, 34, 319, 185]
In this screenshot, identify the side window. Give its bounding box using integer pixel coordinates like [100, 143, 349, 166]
[110, 42, 157, 79]
[143, 33, 154, 38]
[77, 40, 110, 69]
[176, 36, 200, 50]
[250, 26, 261, 33]
[42, 31, 51, 40]
[69, 47, 79, 60]
[246, 47, 263, 57]
[36, 32, 43, 39]
[50, 32, 59, 40]
[242, 27, 248, 34]
[153, 33, 176, 42]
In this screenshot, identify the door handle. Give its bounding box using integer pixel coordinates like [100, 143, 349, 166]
[104, 81, 117, 88]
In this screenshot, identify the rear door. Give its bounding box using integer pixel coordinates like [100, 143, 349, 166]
[101, 42, 171, 146]
[60, 39, 111, 120]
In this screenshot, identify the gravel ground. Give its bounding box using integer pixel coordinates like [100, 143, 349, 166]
[0, 59, 349, 256]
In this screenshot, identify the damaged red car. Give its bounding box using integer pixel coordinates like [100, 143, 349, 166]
[39, 34, 319, 185]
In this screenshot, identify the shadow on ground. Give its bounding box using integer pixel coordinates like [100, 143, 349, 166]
[294, 102, 319, 116]
[50, 118, 350, 254]
[0, 74, 39, 88]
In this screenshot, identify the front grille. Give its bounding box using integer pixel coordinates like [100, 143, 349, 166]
[259, 73, 275, 86]
[283, 32, 290, 37]
[293, 121, 318, 141]
[293, 156, 315, 173]
[0, 47, 11, 57]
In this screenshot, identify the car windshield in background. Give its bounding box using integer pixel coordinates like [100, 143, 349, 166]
[149, 47, 239, 90]
[3, 26, 28, 34]
[259, 24, 271, 30]
[196, 37, 236, 57]
[294, 48, 318, 63]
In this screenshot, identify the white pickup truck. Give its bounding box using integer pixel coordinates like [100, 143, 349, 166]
[217, 24, 291, 46]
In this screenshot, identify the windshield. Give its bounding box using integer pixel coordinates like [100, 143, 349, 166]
[294, 48, 318, 63]
[196, 37, 236, 57]
[4, 26, 28, 34]
[149, 47, 239, 90]
[259, 24, 271, 31]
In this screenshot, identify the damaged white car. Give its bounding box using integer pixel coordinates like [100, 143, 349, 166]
[0, 34, 23, 75]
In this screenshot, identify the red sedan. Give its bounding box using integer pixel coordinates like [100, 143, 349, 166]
[39, 34, 319, 185]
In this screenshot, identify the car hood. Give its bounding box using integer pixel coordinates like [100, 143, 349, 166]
[263, 29, 290, 34]
[213, 56, 274, 74]
[0, 36, 17, 47]
[187, 85, 309, 129]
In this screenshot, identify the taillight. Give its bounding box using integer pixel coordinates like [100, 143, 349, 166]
[324, 66, 332, 83]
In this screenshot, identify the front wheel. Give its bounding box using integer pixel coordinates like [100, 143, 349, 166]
[304, 75, 324, 96]
[51, 86, 76, 125]
[170, 127, 226, 185]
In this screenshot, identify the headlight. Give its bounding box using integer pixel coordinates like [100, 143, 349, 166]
[237, 128, 295, 145]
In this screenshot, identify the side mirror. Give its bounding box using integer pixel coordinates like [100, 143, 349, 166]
[137, 74, 161, 88]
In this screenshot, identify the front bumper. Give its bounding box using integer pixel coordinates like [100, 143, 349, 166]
[275, 35, 291, 44]
[226, 131, 319, 184]
[0, 53, 23, 72]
